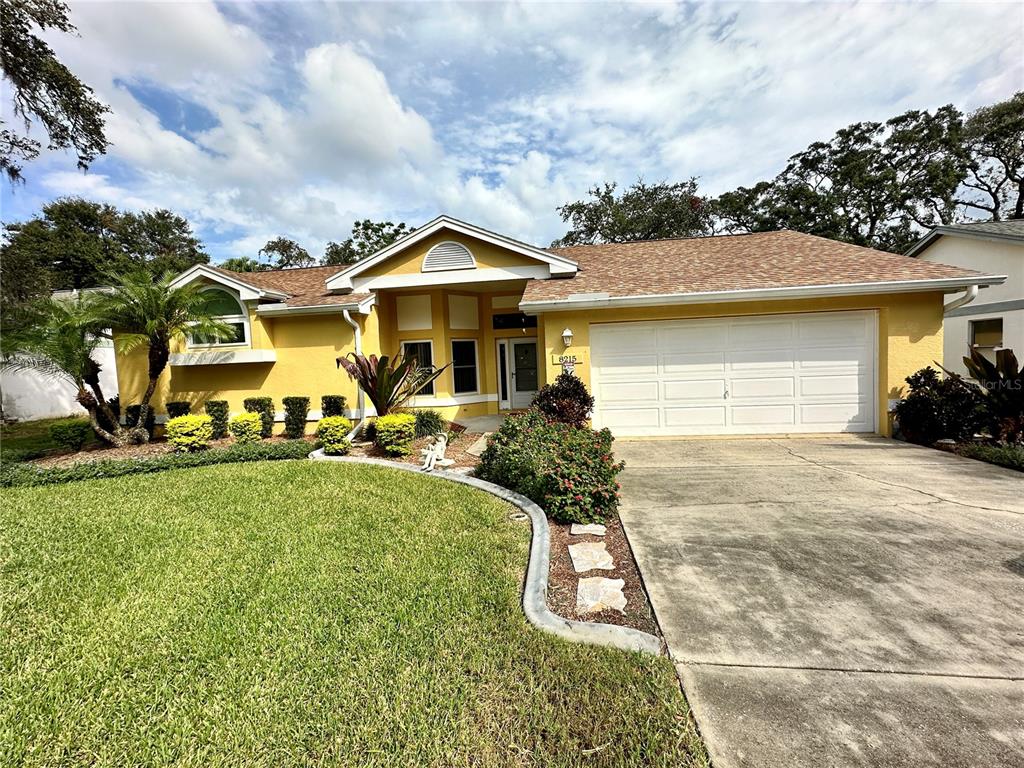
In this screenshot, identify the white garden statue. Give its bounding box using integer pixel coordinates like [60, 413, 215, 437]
[420, 432, 456, 471]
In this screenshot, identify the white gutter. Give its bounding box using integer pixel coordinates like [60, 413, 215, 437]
[943, 284, 978, 314]
[519, 275, 1008, 313]
[341, 309, 365, 441]
[257, 299, 374, 317]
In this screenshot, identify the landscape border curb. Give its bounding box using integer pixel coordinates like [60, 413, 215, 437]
[308, 449, 663, 656]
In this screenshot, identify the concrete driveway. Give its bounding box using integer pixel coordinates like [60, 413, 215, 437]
[616, 436, 1024, 768]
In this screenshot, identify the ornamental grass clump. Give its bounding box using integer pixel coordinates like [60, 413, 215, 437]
[373, 413, 416, 456]
[476, 409, 624, 524]
[413, 409, 447, 438]
[165, 415, 213, 452]
[316, 416, 353, 455]
[282, 396, 310, 439]
[229, 412, 263, 444]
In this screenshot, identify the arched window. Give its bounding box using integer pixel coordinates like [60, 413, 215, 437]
[189, 288, 249, 347]
[422, 241, 475, 272]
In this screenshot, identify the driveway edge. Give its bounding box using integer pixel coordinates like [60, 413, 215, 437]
[309, 450, 663, 656]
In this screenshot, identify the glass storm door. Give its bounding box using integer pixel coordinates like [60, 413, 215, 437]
[511, 340, 538, 409]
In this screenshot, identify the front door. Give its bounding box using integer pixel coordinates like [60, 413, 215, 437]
[511, 339, 538, 409]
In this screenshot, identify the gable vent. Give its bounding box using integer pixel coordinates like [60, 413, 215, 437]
[422, 241, 476, 272]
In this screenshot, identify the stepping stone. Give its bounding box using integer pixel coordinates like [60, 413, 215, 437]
[466, 433, 491, 457]
[570, 523, 606, 536]
[576, 577, 627, 613]
[568, 541, 614, 572]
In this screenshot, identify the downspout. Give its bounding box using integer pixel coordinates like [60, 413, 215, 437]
[944, 284, 978, 314]
[342, 309, 366, 442]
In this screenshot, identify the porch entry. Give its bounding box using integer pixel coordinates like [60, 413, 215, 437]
[496, 338, 538, 410]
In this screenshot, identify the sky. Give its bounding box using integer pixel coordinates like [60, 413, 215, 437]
[2, 1, 1021, 263]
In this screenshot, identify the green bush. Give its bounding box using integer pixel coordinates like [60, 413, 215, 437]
[124, 404, 155, 437]
[166, 401, 191, 419]
[316, 415, 353, 456]
[956, 443, 1024, 472]
[321, 394, 347, 418]
[0, 441, 311, 488]
[229, 412, 263, 444]
[243, 397, 275, 438]
[282, 396, 310, 439]
[374, 413, 416, 456]
[476, 409, 624, 524]
[892, 367, 985, 445]
[205, 400, 229, 439]
[532, 372, 595, 427]
[48, 419, 92, 452]
[165, 414, 213, 452]
[413, 409, 447, 438]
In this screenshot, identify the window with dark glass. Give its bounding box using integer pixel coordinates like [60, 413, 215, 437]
[970, 318, 1003, 349]
[401, 340, 434, 395]
[451, 340, 478, 394]
[492, 312, 537, 330]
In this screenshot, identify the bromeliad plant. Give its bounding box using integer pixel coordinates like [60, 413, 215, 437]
[336, 353, 447, 418]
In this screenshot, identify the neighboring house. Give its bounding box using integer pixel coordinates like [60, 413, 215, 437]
[115, 215, 1003, 438]
[906, 220, 1023, 377]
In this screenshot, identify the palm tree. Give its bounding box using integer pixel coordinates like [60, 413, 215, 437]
[95, 272, 232, 443]
[0, 295, 129, 445]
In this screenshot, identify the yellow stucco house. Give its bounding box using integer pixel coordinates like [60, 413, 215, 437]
[115, 215, 1005, 438]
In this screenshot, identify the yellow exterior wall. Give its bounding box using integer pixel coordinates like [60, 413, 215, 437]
[360, 231, 542, 276]
[115, 303, 378, 435]
[540, 292, 946, 437]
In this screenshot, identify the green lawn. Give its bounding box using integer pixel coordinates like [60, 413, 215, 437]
[0, 461, 706, 767]
[1, 416, 97, 460]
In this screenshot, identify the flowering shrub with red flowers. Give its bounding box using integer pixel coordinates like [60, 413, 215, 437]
[476, 409, 624, 524]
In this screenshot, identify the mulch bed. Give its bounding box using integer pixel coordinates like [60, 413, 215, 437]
[347, 433, 485, 471]
[547, 514, 662, 637]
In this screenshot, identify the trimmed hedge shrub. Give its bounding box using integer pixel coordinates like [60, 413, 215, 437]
[229, 412, 263, 444]
[532, 372, 594, 427]
[166, 401, 191, 419]
[374, 413, 416, 456]
[282, 396, 310, 439]
[205, 400, 229, 439]
[124, 404, 155, 437]
[476, 409, 624, 524]
[48, 419, 92, 452]
[413, 409, 446, 438]
[316, 415, 353, 455]
[243, 397, 275, 438]
[892, 367, 985, 445]
[321, 394, 347, 418]
[0, 441, 311, 488]
[166, 415, 213, 452]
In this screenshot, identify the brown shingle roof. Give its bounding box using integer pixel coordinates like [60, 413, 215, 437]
[524, 230, 990, 304]
[209, 265, 371, 307]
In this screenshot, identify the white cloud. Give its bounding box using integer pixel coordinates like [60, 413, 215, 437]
[4, 1, 1020, 259]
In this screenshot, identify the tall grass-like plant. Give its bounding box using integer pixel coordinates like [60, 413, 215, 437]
[337, 353, 447, 418]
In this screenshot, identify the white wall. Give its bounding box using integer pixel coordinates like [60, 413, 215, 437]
[919, 236, 1024, 376]
[1, 341, 119, 422]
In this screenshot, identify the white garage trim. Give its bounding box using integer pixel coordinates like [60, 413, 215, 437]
[590, 310, 878, 437]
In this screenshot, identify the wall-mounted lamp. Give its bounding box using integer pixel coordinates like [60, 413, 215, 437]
[561, 327, 573, 348]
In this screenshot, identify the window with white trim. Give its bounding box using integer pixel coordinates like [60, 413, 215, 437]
[401, 340, 435, 396]
[451, 339, 478, 394]
[970, 318, 1003, 349]
[189, 289, 248, 347]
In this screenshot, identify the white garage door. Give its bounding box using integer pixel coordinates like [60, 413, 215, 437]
[590, 311, 876, 436]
